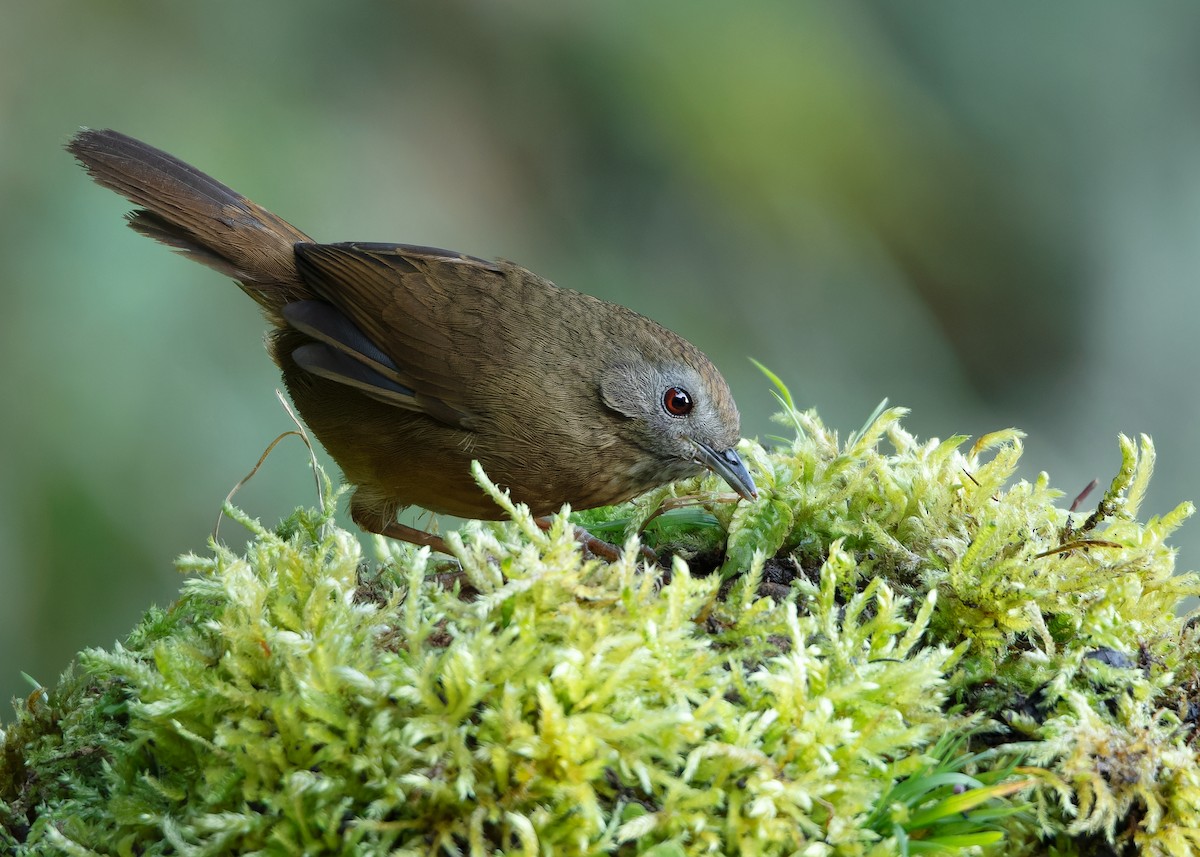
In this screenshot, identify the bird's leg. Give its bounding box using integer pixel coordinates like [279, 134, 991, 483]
[535, 517, 659, 565]
[351, 499, 452, 555]
[377, 520, 453, 555]
[349, 495, 654, 564]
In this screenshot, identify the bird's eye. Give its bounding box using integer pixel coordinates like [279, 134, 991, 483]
[663, 386, 694, 417]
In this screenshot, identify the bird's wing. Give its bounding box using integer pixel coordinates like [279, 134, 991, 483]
[286, 242, 511, 430]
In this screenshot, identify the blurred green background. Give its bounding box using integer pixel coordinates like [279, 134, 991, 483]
[5, 2, 1200, 704]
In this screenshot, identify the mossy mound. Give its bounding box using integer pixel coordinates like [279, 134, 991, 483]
[3, 405, 1199, 855]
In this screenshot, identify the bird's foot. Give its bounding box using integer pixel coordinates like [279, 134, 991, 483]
[535, 517, 659, 565]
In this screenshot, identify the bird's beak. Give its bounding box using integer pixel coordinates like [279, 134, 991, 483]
[692, 441, 758, 502]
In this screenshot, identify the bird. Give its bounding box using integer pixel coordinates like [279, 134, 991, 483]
[67, 128, 756, 556]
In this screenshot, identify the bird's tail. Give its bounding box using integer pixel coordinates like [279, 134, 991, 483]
[68, 128, 312, 312]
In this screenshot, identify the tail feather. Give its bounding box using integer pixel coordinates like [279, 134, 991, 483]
[68, 128, 312, 308]
[124, 209, 247, 278]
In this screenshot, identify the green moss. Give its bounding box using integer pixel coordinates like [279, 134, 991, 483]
[3, 403, 1199, 855]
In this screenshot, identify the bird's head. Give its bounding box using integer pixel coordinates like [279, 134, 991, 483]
[599, 350, 757, 502]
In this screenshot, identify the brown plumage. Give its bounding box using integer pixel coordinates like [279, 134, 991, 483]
[68, 129, 756, 550]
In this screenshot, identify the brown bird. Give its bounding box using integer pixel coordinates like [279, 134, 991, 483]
[68, 129, 756, 555]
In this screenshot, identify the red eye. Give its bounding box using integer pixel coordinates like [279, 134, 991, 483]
[663, 386, 694, 416]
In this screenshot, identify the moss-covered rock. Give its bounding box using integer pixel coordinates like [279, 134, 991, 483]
[3, 403, 1198, 855]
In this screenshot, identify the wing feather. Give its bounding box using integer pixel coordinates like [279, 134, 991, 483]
[285, 242, 518, 430]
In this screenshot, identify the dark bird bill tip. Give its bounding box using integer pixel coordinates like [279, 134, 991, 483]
[694, 442, 758, 503]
